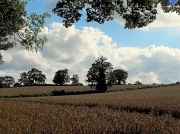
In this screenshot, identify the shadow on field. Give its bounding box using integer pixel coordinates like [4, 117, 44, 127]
[51, 90, 100, 96]
[0, 90, 101, 98]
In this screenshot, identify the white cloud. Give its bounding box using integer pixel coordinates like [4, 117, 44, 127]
[128, 72, 161, 84]
[0, 22, 180, 85]
[114, 4, 180, 31]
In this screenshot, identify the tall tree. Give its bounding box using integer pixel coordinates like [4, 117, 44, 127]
[0, 0, 50, 64]
[52, 0, 180, 28]
[71, 74, 79, 85]
[53, 69, 70, 85]
[86, 56, 113, 92]
[113, 69, 128, 85]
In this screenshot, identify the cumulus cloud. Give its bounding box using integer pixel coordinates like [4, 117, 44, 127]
[114, 4, 180, 31]
[0, 22, 180, 84]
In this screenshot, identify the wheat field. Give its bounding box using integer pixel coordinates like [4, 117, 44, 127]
[0, 84, 159, 96]
[0, 85, 180, 133]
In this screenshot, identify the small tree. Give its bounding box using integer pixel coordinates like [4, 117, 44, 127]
[71, 74, 79, 85]
[86, 56, 113, 92]
[113, 69, 128, 85]
[53, 69, 70, 85]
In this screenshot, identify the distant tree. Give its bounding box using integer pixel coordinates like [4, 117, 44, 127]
[0, 76, 15, 88]
[52, 0, 180, 28]
[53, 69, 70, 85]
[4, 76, 15, 87]
[176, 81, 180, 85]
[27, 68, 46, 85]
[113, 69, 128, 85]
[14, 82, 21, 87]
[19, 72, 29, 85]
[0, 55, 3, 64]
[35, 74, 46, 85]
[135, 81, 142, 85]
[0, 0, 50, 64]
[71, 74, 79, 85]
[0, 77, 4, 88]
[19, 68, 46, 85]
[86, 56, 113, 92]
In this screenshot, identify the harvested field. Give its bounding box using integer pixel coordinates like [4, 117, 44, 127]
[0, 84, 161, 96]
[0, 86, 91, 96]
[0, 85, 179, 133]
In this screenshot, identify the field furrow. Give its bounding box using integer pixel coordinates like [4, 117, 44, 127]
[0, 85, 179, 133]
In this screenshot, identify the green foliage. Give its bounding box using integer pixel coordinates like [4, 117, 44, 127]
[20, 12, 50, 51]
[135, 81, 142, 85]
[86, 56, 113, 92]
[0, 76, 15, 88]
[14, 83, 21, 87]
[0, 0, 50, 64]
[0, 0, 26, 39]
[0, 54, 3, 64]
[71, 74, 79, 85]
[51, 90, 65, 96]
[53, 69, 70, 85]
[113, 69, 128, 85]
[52, 0, 180, 28]
[19, 68, 46, 85]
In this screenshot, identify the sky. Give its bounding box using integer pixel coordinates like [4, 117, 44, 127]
[0, 0, 180, 85]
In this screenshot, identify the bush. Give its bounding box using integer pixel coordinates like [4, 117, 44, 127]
[14, 83, 21, 87]
[51, 90, 65, 96]
[176, 82, 180, 85]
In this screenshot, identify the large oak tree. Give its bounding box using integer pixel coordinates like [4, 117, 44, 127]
[86, 56, 113, 92]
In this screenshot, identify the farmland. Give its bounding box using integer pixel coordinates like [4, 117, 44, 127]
[0, 84, 180, 133]
[0, 84, 163, 96]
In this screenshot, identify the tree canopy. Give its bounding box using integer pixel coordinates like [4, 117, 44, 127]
[113, 69, 128, 85]
[86, 56, 113, 92]
[0, 76, 15, 88]
[53, 0, 180, 28]
[71, 74, 79, 85]
[19, 68, 46, 85]
[0, 0, 50, 64]
[53, 69, 70, 85]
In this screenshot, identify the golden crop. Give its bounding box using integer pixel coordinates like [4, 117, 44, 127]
[0, 85, 180, 133]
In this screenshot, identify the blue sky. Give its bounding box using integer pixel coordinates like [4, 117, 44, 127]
[25, 0, 180, 48]
[0, 0, 180, 84]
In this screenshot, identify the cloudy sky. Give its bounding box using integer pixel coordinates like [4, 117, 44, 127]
[0, 0, 180, 85]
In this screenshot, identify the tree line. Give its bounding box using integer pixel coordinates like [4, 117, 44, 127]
[0, 57, 128, 92]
